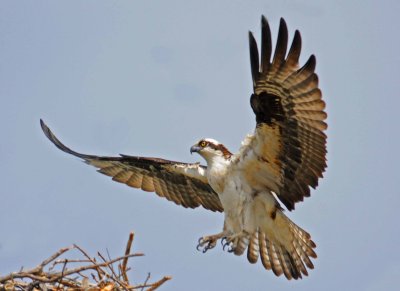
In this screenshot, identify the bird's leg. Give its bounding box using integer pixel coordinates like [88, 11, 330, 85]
[197, 231, 231, 253]
[221, 230, 250, 253]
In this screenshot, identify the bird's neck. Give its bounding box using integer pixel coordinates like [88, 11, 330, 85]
[203, 154, 231, 193]
[203, 153, 230, 169]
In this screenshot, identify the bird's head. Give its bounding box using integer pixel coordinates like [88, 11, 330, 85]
[190, 138, 232, 163]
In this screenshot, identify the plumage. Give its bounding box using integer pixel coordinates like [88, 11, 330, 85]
[40, 120, 223, 212]
[41, 16, 327, 280]
[243, 17, 327, 211]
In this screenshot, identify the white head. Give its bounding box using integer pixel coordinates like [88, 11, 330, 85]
[190, 138, 232, 164]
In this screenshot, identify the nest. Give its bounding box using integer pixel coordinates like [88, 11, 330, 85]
[0, 232, 171, 290]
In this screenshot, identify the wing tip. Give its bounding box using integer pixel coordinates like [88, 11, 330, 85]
[40, 118, 58, 146]
[294, 29, 301, 39]
[310, 54, 316, 63]
[292, 30, 302, 53]
[279, 17, 287, 28]
[261, 15, 268, 26]
[40, 118, 52, 140]
[40, 119, 88, 159]
[308, 54, 317, 69]
[249, 30, 260, 84]
[248, 30, 255, 40]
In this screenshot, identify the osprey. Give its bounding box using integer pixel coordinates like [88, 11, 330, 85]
[41, 16, 327, 280]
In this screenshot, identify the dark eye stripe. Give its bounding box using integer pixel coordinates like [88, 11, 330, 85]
[207, 142, 232, 158]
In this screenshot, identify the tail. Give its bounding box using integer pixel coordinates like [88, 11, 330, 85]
[234, 211, 317, 280]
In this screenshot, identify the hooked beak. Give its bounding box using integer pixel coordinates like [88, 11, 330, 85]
[190, 145, 201, 154]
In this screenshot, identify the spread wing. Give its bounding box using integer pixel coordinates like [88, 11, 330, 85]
[235, 16, 327, 210]
[40, 120, 223, 212]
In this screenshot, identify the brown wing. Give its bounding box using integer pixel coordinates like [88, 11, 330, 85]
[236, 16, 327, 210]
[40, 120, 223, 212]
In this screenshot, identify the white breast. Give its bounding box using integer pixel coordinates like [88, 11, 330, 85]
[205, 156, 251, 233]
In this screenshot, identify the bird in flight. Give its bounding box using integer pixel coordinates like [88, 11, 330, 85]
[41, 16, 327, 280]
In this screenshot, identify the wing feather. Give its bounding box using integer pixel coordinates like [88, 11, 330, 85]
[260, 15, 272, 74]
[249, 31, 260, 86]
[113, 170, 132, 183]
[284, 30, 301, 70]
[236, 16, 327, 210]
[40, 119, 223, 212]
[270, 18, 288, 77]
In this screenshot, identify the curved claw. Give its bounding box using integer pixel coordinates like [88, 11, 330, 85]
[197, 237, 204, 251]
[221, 237, 227, 247]
[197, 236, 216, 253]
[222, 240, 231, 252]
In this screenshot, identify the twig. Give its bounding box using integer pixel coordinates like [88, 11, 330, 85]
[97, 251, 129, 290]
[0, 246, 73, 282]
[133, 276, 172, 290]
[40, 246, 72, 269]
[57, 253, 143, 279]
[122, 232, 135, 284]
[147, 276, 172, 291]
[53, 259, 92, 265]
[141, 272, 151, 291]
[56, 259, 68, 289]
[0, 232, 170, 291]
[74, 243, 105, 281]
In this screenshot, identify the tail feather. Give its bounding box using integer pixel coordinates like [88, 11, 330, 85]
[276, 245, 293, 279]
[288, 221, 317, 257]
[281, 246, 302, 280]
[290, 243, 308, 276]
[247, 232, 259, 263]
[293, 239, 315, 269]
[267, 240, 284, 277]
[230, 211, 316, 280]
[234, 236, 249, 256]
[258, 231, 272, 270]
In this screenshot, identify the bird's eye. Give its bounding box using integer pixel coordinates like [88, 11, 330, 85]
[200, 141, 207, 147]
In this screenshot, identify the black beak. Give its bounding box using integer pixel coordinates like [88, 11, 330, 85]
[190, 145, 201, 154]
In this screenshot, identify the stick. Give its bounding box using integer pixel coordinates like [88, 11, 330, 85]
[122, 232, 135, 284]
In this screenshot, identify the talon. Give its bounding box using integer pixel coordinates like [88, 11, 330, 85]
[196, 236, 217, 253]
[221, 237, 227, 247]
[197, 237, 204, 251]
[196, 232, 227, 253]
[222, 240, 231, 251]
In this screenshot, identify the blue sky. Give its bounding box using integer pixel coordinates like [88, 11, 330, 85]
[1, 1, 399, 290]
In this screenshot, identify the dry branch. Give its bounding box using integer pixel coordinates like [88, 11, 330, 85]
[0, 232, 171, 291]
